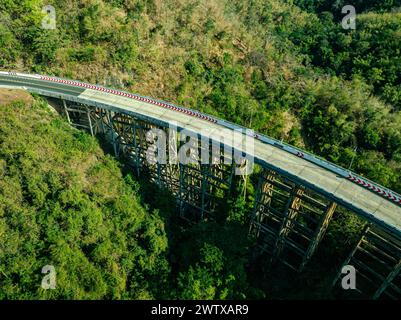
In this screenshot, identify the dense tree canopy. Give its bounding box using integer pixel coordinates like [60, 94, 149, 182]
[0, 97, 170, 299]
[0, 0, 400, 299]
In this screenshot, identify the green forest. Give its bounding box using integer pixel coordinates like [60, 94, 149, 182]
[0, 0, 400, 299]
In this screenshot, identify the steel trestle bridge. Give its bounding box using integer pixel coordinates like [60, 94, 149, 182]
[1, 71, 401, 299]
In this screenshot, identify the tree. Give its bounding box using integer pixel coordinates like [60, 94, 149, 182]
[0, 99, 170, 299]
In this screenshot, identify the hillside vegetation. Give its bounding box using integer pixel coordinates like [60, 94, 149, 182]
[0, 94, 171, 299]
[0, 0, 400, 299]
[1, 0, 400, 193]
[0, 93, 263, 299]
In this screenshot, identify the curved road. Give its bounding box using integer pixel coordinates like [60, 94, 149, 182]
[1, 72, 401, 236]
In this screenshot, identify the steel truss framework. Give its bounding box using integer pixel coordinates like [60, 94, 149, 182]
[62, 101, 235, 222]
[332, 225, 401, 299]
[60, 100, 401, 299]
[249, 168, 337, 271]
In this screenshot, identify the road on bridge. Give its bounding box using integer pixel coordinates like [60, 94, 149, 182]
[1, 72, 400, 237]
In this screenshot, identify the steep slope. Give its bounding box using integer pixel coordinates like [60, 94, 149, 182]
[0, 91, 169, 299]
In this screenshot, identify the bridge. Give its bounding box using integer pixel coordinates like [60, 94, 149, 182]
[1, 71, 401, 299]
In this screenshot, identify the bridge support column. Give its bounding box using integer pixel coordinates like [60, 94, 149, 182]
[270, 186, 304, 266]
[250, 170, 275, 251]
[110, 111, 120, 157]
[177, 136, 235, 222]
[132, 119, 140, 176]
[61, 101, 97, 136]
[332, 225, 401, 299]
[373, 258, 401, 299]
[250, 169, 338, 272]
[62, 100, 71, 124]
[299, 202, 337, 271]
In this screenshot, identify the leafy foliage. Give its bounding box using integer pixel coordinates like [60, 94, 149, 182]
[175, 223, 263, 299]
[0, 0, 401, 300]
[0, 99, 169, 299]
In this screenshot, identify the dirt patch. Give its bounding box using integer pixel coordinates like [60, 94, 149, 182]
[0, 89, 33, 106]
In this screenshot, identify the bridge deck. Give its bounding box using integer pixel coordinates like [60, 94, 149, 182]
[0, 74, 400, 235]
